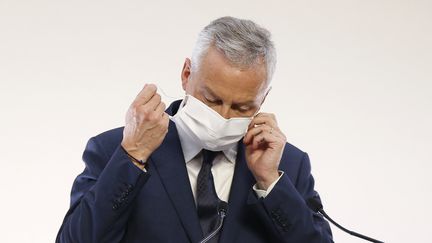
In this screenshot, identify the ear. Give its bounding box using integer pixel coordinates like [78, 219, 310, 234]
[181, 58, 192, 91]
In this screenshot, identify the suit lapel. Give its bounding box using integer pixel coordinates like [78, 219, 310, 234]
[149, 100, 203, 242]
[219, 143, 256, 242]
[150, 120, 203, 242]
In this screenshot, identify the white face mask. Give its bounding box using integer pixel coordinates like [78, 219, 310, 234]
[172, 94, 255, 151]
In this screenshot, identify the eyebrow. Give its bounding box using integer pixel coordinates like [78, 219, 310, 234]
[203, 85, 256, 106]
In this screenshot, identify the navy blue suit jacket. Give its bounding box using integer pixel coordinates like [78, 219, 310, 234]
[56, 100, 333, 243]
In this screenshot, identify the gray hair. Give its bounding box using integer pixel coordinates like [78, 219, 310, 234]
[191, 16, 277, 83]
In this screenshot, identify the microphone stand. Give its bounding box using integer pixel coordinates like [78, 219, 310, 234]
[319, 208, 384, 243]
[199, 202, 228, 243]
[307, 196, 384, 243]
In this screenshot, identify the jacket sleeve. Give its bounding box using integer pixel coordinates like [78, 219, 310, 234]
[56, 137, 151, 243]
[247, 152, 334, 243]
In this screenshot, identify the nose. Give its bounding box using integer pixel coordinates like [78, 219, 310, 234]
[218, 104, 232, 119]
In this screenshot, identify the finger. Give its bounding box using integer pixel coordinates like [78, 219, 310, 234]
[161, 112, 170, 128]
[150, 112, 170, 134]
[245, 125, 283, 145]
[154, 101, 166, 116]
[249, 114, 278, 129]
[159, 112, 170, 130]
[255, 112, 276, 118]
[244, 124, 272, 144]
[250, 115, 277, 128]
[144, 93, 162, 111]
[251, 130, 279, 149]
[132, 84, 158, 106]
[135, 96, 162, 125]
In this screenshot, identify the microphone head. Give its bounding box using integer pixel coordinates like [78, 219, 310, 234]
[218, 201, 229, 215]
[306, 195, 323, 212]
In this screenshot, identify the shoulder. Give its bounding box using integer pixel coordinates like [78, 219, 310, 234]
[281, 142, 306, 163]
[93, 126, 124, 143]
[279, 142, 310, 182]
[87, 126, 125, 159]
[77, 126, 126, 177]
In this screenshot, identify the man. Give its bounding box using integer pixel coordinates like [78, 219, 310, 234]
[56, 16, 333, 243]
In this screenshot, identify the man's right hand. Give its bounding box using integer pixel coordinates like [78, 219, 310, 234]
[121, 84, 169, 163]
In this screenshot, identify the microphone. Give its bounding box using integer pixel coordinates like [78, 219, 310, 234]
[306, 196, 384, 243]
[199, 201, 229, 243]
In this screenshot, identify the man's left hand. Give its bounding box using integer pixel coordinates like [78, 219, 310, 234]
[243, 113, 287, 190]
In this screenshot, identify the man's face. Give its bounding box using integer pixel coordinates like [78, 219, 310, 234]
[181, 47, 269, 119]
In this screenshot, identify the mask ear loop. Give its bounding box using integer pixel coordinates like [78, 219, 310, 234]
[253, 85, 272, 117]
[157, 85, 183, 102]
[183, 92, 190, 105]
[155, 85, 183, 119]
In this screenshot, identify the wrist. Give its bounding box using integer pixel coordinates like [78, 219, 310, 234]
[121, 142, 150, 161]
[255, 171, 280, 190]
[120, 144, 148, 168]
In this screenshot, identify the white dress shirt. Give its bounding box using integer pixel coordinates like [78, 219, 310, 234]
[171, 100, 283, 202]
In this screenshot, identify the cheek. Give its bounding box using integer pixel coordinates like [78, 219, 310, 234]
[184, 81, 199, 95]
[190, 86, 209, 104]
[190, 89, 204, 101]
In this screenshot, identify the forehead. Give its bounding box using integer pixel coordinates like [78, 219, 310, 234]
[197, 47, 268, 102]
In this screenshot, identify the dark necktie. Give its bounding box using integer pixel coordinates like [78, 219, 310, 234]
[197, 149, 221, 242]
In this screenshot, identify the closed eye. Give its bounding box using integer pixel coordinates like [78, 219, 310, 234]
[233, 105, 252, 113]
[238, 106, 251, 112]
[204, 96, 222, 105]
[230, 102, 253, 112]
